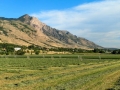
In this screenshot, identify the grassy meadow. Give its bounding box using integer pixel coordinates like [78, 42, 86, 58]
[0, 54, 120, 90]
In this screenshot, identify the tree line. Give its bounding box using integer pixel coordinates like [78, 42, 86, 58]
[0, 43, 115, 55]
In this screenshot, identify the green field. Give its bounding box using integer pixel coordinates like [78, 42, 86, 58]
[0, 54, 120, 90]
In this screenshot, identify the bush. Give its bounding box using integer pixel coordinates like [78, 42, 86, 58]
[35, 50, 40, 55]
[0, 51, 5, 55]
[15, 50, 25, 55]
[5, 52, 9, 55]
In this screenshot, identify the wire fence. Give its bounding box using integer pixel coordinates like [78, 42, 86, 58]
[1, 55, 120, 60]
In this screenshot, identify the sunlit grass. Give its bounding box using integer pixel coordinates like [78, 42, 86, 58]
[0, 56, 120, 90]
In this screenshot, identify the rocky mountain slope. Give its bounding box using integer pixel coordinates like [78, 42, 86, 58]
[0, 14, 102, 49]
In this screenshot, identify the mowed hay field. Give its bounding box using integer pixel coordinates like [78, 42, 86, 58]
[0, 55, 120, 90]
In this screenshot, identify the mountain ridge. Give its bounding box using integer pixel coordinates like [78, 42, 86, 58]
[0, 14, 102, 49]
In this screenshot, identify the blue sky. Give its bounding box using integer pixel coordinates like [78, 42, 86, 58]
[0, 0, 98, 18]
[1, 0, 120, 48]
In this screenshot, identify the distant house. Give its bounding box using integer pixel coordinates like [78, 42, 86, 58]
[14, 47, 21, 51]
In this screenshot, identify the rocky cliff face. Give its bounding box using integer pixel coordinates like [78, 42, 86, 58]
[0, 14, 102, 49]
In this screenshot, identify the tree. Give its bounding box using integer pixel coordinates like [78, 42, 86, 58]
[15, 50, 25, 55]
[35, 50, 40, 55]
[112, 50, 118, 54]
[99, 50, 105, 53]
[117, 49, 120, 54]
[28, 45, 35, 50]
[5, 52, 9, 55]
[93, 48, 99, 53]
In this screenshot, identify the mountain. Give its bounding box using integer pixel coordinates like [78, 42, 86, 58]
[0, 14, 102, 49]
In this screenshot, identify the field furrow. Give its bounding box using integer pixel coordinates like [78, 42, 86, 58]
[0, 57, 119, 90]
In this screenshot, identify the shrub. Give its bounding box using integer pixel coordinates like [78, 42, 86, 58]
[35, 50, 40, 55]
[15, 50, 25, 55]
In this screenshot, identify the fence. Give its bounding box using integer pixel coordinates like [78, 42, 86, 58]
[1, 55, 120, 60]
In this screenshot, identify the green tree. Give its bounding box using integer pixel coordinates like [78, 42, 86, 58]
[15, 50, 25, 55]
[93, 48, 99, 53]
[35, 50, 40, 55]
[112, 50, 118, 54]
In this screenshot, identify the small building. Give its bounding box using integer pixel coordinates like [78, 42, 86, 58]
[14, 47, 21, 51]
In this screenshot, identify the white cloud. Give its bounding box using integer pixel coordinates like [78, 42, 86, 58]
[31, 0, 120, 48]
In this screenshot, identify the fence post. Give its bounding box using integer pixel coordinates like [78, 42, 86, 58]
[27, 55, 30, 59]
[43, 55, 44, 58]
[59, 55, 61, 58]
[99, 56, 101, 60]
[14, 55, 16, 58]
[78, 55, 80, 65]
[51, 55, 54, 60]
[80, 56, 83, 61]
[5, 55, 8, 59]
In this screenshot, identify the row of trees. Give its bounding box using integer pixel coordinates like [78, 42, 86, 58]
[111, 49, 120, 54]
[22, 45, 111, 54]
[0, 43, 19, 55]
[0, 43, 115, 55]
[0, 44, 41, 55]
